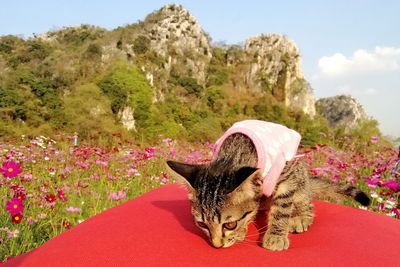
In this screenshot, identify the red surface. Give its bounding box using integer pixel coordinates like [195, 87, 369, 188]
[5, 184, 400, 267]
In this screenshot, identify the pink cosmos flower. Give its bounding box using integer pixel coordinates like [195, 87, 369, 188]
[369, 136, 379, 144]
[369, 136, 379, 143]
[6, 198, 24, 215]
[95, 160, 108, 168]
[66, 206, 81, 213]
[27, 217, 38, 224]
[10, 185, 25, 193]
[108, 191, 126, 200]
[0, 161, 22, 178]
[7, 229, 19, 239]
[13, 192, 26, 201]
[106, 173, 119, 181]
[393, 209, 400, 217]
[64, 167, 73, 173]
[37, 213, 47, 219]
[161, 172, 169, 183]
[163, 138, 172, 143]
[381, 180, 400, 192]
[57, 190, 68, 201]
[127, 169, 139, 175]
[23, 173, 33, 180]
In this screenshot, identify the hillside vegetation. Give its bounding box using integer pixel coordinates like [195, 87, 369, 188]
[0, 5, 382, 146]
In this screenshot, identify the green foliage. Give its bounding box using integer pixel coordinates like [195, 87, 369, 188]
[98, 64, 153, 128]
[146, 104, 186, 139]
[0, 87, 26, 120]
[206, 65, 228, 86]
[205, 86, 224, 111]
[84, 43, 102, 60]
[0, 35, 23, 54]
[56, 25, 106, 46]
[206, 47, 229, 87]
[333, 119, 383, 150]
[290, 78, 308, 95]
[226, 45, 244, 63]
[189, 116, 222, 142]
[177, 77, 203, 96]
[210, 47, 227, 65]
[0, 23, 388, 148]
[258, 72, 272, 93]
[25, 40, 52, 60]
[133, 35, 150, 55]
[64, 84, 122, 137]
[136, 50, 166, 68]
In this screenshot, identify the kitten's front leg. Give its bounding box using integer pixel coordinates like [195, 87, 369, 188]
[262, 186, 294, 251]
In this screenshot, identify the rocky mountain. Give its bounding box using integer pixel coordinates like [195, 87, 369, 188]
[143, 4, 212, 84]
[244, 34, 316, 117]
[0, 3, 376, 141]
[316, 95, 369, 133]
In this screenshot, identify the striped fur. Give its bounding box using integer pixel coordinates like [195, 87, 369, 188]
[167, 133, 370, 251]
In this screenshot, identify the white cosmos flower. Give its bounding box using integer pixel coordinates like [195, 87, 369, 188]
[370, 192, 379, 198]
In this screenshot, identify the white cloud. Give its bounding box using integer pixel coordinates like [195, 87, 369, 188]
[318, 46, 400, 77]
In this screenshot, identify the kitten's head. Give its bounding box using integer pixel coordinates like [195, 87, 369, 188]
[167, 160, 263, 248]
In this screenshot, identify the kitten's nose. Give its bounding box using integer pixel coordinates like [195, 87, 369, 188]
[212, 243, 223, 248]
[211, 238, 223, 248]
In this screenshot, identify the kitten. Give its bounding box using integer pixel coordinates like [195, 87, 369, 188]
[167, 133, 370, 251]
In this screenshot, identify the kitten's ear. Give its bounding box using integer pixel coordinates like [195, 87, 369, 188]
[228, 167, 263, 202]
[166, 160, 200, 189]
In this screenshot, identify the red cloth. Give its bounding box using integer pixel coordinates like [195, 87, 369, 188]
[6, 184, 400, 266]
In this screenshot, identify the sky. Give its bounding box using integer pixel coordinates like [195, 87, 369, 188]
[1, 0, 399, 137]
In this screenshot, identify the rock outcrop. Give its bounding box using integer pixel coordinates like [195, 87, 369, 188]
[143, 4, 212, 84]
[117, 106, 136, 131]
[244, 34, 316, 117]
[316, 95, 368, 132]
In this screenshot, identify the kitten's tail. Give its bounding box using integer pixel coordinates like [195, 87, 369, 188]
[309, 176, 371, 206]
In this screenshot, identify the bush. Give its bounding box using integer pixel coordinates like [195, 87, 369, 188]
[98, 64, 153, 128]
[84, 43, 102, 60]
[206, 65, 228, 86]
[0, 35, 23, 54]
[177, 77, 203, 96]
[205, 86, 224, 111]
[64, 84, 121, 137]
[189, 117, 222, 142]
[26, 40, 52, 60]
[133, 35, 150, 55]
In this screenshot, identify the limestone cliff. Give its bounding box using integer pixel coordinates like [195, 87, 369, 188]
[244, 34, 316, 117]
[143, 4, 212, 84]
[316, 95, 369, 133]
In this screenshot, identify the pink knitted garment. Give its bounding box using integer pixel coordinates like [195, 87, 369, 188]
[213, 120, 301, 196]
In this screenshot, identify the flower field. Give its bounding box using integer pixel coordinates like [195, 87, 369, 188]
[1, 133, 399, 261]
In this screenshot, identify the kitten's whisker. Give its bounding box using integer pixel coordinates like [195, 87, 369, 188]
[245, 230, 268, 238]
[242, 239, 261, 243]
[249, 224, 269, 231]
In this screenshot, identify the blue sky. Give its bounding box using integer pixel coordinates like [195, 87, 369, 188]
[1, 1, 399, 137]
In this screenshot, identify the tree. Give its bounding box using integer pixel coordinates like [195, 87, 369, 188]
[98, 64, 153, 128]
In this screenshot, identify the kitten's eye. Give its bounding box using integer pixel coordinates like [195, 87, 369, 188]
[223, 221, 237, 230]
[197, 221, 208, 229]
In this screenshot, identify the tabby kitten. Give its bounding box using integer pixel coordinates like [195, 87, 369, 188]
[167, 134, 370, 251]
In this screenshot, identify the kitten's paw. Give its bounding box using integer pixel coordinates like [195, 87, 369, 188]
[262, 234, 289, 251]
[289, 215, 313, 233]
